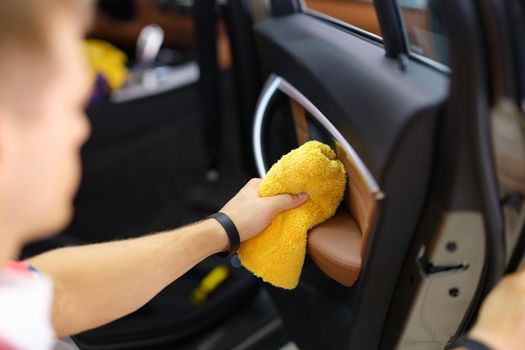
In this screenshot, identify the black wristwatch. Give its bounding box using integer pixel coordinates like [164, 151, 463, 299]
[209, 212, 240, 257]
[452, 336, 493, 350]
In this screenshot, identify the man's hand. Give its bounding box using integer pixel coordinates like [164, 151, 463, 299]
[219, 178, 308, 242]
[468, 269, 525, 350]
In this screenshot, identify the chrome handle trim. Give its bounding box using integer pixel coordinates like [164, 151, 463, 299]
[252, 74, 384, 199]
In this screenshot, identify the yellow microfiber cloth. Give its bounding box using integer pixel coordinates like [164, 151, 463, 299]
[238, 141, 347, 289]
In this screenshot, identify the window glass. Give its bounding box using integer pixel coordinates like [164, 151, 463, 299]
[397, 0, 449, 66]
[303, 0, 381, 37]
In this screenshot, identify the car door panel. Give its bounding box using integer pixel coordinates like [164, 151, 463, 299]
[251, 12, 448, 350]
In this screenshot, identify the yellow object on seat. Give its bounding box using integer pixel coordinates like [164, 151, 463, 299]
[190, 266, 230, 306]
[238, 141, 347, 289]
[85, 39, 128, 91]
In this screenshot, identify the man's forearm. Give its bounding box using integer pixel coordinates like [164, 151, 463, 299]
[26, 219, 228, 337]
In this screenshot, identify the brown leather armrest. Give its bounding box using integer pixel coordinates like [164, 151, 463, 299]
[307, 211, 363, 287]
[289, 99, 379, 287]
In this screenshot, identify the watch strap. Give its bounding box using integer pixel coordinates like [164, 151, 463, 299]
[209, 212, 240, 257]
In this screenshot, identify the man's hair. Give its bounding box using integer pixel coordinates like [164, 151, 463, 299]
[0, 0, 93, 51]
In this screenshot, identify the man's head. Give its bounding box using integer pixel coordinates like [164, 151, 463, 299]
[0, 0, 93, 244]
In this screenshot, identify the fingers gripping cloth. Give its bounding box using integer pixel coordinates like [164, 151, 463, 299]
[238, 141, 347, 289]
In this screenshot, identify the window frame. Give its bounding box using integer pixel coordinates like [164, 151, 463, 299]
[299, 0, 450, 74]
[396, 0, 451, 73]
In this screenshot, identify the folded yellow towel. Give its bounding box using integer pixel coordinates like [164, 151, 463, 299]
[238, 141, 347, 289]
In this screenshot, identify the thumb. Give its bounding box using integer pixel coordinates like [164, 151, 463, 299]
[269, 192, 308, 212]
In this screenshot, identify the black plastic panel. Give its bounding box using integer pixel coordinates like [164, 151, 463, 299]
[255, 14, 447, 180]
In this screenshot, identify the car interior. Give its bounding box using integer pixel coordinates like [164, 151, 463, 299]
[20, 0, 525, 349]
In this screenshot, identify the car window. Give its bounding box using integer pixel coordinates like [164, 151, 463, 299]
[302, 0, 381, 37]
[397, 0, 449, 67]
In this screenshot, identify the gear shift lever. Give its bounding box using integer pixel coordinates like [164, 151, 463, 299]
[136, 24, 165, 67]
